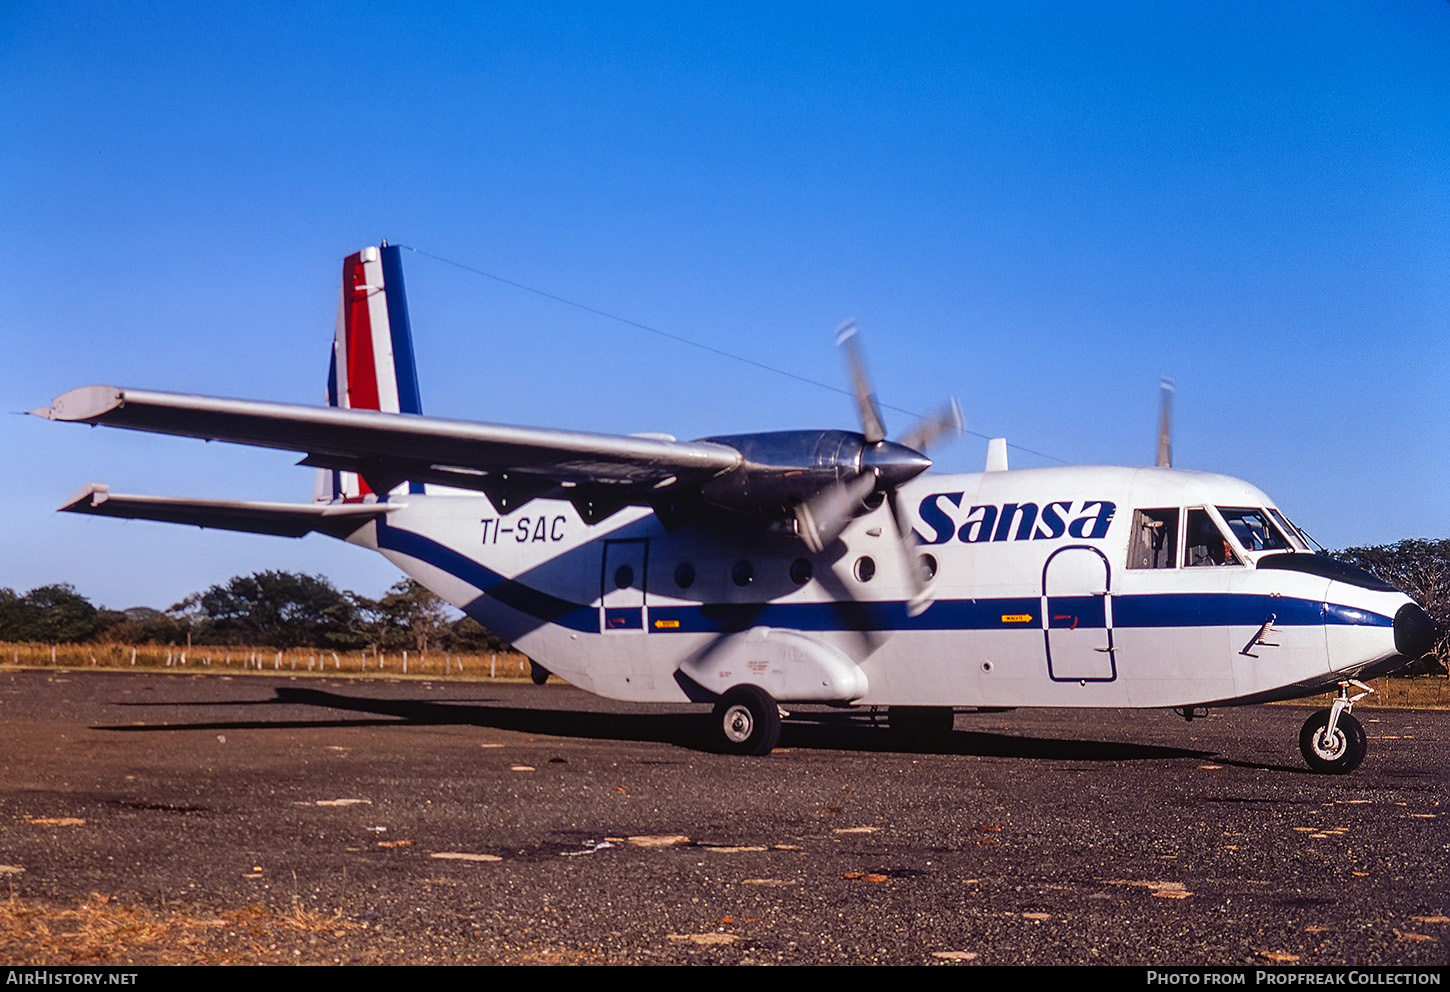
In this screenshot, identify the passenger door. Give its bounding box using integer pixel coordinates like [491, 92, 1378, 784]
[600, 539, 649, 633]
[1042, 545, 1116, 682]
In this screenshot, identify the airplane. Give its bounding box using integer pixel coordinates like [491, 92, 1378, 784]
[33, 243, 1438, 773]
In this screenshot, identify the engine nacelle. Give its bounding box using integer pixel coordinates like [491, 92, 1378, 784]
[696, 429, 866, 517]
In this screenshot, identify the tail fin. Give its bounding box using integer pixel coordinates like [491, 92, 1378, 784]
[316, 243, 424, 502]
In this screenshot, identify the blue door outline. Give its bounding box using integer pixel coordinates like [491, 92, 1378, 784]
[601, 539, 649, 633]
[1041, 544, 1117, 682]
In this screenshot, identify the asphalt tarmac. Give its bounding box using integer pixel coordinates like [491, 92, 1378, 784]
[0, 668, 1445, 966]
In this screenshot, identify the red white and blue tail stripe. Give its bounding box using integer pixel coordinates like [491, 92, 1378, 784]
[317, 243, 424, 502]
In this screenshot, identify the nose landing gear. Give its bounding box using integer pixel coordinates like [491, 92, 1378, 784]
[1299, 680, 1372, 774]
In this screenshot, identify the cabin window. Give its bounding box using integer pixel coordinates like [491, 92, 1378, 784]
[1185, 508, 1240, 566]
[674, 562, 695, 589]
[1127, 508, 1178, 569]
[731, 560, 754, 587]
[854, 556, 876, 582]
[789, 558, 813, 585]
[916, 553, 938, 582]
[1217, 507, 1293, 552]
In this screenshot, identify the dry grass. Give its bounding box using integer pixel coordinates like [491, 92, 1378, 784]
[0, 640, 535, 681]
[1301, 674, 1450, 710]
[0, 892, 367, 966]
[2, 642, 1445, 707]
[2, 642, 1445, 708]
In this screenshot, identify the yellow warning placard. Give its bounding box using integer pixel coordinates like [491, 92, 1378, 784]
[1000, 614, 1033, 624]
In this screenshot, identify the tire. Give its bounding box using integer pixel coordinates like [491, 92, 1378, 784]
[1299, 709, 1367, 774]
[711, 685, 781, 756]
[528, 660, 551, 685]
[888, 706, 955, 749]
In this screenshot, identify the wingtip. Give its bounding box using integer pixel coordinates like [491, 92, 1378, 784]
[34, 386, 126, 423]
[58, 482, 110, 512]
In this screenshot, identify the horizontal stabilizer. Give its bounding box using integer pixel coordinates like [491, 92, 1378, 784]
[59, 483, 393, 539]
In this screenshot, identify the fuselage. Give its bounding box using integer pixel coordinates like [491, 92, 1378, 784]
[347, 464, 1419, 710]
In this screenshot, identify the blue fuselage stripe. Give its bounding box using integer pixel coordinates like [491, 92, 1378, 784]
[375, 524, 1394, 635]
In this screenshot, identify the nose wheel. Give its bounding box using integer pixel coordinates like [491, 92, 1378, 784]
[711, 685, 782, 756]
[1298, 680, 1371, 774]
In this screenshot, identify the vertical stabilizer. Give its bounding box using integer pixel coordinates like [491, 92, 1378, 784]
[316, 244, 424, 502]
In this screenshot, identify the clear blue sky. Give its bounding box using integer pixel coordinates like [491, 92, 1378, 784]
[3, 1, 1447, 610]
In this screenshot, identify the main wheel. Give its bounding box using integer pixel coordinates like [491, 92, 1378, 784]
[1299, 709, 1367, 774]
[711, 685, 781, 756]
[888, 706, 955, 748]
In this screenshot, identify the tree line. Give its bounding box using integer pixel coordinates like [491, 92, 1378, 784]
[2, 539, 1447, 671]
[1329, 539, 1448, 673]
[0, 571, 509, 653]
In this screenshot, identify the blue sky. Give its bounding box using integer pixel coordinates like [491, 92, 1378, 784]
[4, 1, 1447, 610]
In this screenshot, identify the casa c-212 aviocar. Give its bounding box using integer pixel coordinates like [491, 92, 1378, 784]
[34, 243, 1438, 773]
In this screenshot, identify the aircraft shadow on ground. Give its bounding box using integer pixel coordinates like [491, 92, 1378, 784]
[95, 685, 1217, 765]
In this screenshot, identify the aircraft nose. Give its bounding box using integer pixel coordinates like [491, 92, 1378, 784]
[1393, 602, 1438, 659]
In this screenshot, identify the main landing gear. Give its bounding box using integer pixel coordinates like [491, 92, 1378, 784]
[711, 685, 783, 756]
[1298, 680, 1372, 774]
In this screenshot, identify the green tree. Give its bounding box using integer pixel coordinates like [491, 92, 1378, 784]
[195, 571, 362, 647]
[447, 616, 512, 653]
[0, 584, 99, 643]
[377, 579, 453, 652]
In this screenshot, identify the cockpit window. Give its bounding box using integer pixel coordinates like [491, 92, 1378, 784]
[1266, 508, 1310, 551]
[1216, 507, 1293, 553]
[1127, 508, 1179, 569]
[1186, 508, 1240, 567]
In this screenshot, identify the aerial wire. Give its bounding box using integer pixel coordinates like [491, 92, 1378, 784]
[398, 244, 1069, 465]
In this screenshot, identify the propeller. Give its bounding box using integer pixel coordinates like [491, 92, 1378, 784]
[793, 320, 961, 616]
[1156, 376, 1174, 468]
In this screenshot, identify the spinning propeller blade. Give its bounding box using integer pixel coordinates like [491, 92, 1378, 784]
[795, 468, 880, 554]
[1156, 376, 1174, 468]
[793, 322, 958, 614]
[897, 397, 964, 454]
[837, 319, 887, 445]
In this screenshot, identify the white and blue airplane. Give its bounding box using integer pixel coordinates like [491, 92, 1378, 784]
[34, 244, 1437, 772]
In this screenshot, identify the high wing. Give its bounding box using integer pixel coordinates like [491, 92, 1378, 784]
[36, 245, 946, 542]
[34, 385, 744, 521]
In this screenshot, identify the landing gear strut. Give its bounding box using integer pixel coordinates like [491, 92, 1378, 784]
[1299, 680, 1372, 774]
[711, 685, 782, 756]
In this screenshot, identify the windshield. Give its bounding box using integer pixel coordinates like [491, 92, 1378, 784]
[1216, 507, 1295, 553]
[1266, 508, 1311, 550]
[1186, 508, 1241, 566]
